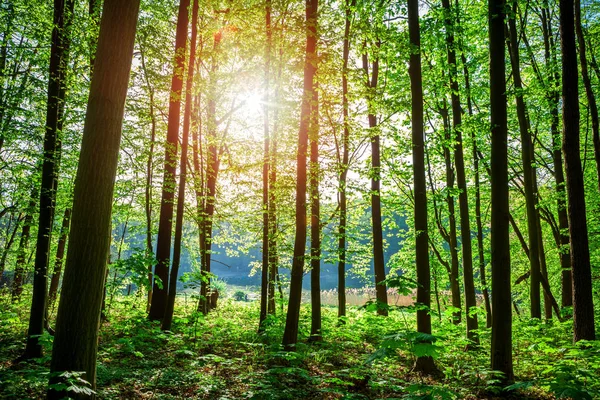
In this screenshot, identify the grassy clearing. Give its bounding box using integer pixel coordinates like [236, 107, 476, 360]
[1, 290, 598, 399]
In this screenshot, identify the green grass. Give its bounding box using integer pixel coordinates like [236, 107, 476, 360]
[1, 289, 599, 399]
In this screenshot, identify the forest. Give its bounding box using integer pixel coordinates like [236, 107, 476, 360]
[0, 0, 599, 398]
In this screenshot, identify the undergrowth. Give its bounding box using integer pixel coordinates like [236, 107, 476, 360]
[0, 290, 598, 399]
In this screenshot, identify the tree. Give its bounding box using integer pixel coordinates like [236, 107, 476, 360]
[282, 0, 318, 349]
[22, 0, 75, 360]
[309, 79, 321, 341]
[48, 0, 140, 396]
[560, 0, 596, 342]
[409, 0, 436, 375]
[162, 0, 199, 332]
[148, 0, 190, 321]
[489, 0, 513, 382]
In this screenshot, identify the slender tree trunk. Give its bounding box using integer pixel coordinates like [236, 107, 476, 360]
[439, 105, 461, 324]
[337, 0, 354, 321]
[48, 1, 139, 396]
[362, 40, 388, 316]
[0, 213, 20, 282]
[282, 0, 318, 349]
[442, 0, 478, 341]
[489, 0, 513, 382]
[140, 45, 156, 312]
[575, 0, 600, 193]
[539, 5, 572, 309]
[23, 0, 74, 359]
[47, 207, 71, 308]
[259, 0, 272, 330]
[560, 0, 596, 342]
[309, 80, 321, 341]
[148, 0, 190, 321]
[462, 55, 491, 327]
[506, 4, 542, 319]
[409, 0, 437, 374]
[162, 0, 199, 331]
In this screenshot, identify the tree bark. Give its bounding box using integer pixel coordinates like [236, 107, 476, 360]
[489, 0, 513, 382]
[47, 207, 72, 309]
[560, 0, 596, 342]
[409, 0, 437, 374]
[23, 0, 74, 359]
[309, 80, 321, 341]
[506, 4, 542, 319]
[148, 0, 190, 321]
[48, 0, 139, 396]
[162, 0, 199, 332]
[282, 0, 318, 349]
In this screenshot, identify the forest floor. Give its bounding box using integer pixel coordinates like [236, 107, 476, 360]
[1, 289, 599, 399]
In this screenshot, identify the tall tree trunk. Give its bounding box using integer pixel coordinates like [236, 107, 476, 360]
[139, 44, 157, 312]
[560, 0, 596, 342]
[47, 207, 71, 309]
[282, 0, 318, 349]
[461, 54, 491, 327]
[506, 3, 542, 319]
[539, 5, 572, 309]
[259, 0, 272, 330]
[337, 0, 354, 321]
[48, 0, 139, 396]
[439, 105, 462, 324]
[309, 81, 321, 341]
[362, 40, 388, 316]
[575, 0, 600, 193]
[23, 0, 74, 359]
[489, 0, 513, 382]
[149, 0, 190, 321]
[442, 0, 478, 341]
[162, 0, 199, 331]
[409, 0, 436, 374]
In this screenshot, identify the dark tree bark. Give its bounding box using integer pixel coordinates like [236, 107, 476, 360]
[23, 0, 74, 359]
[337, 0, 354, 321]
[259, 0, 272, 330]
[162, 0, 199, 332]
[461, 55, 491, 327]
[139, 43, 157, 312]
[47, 0, 139, 397]
[539, 5, 572, 309]
[309, 81, 321, 341]
[282, 0, 318, 349]
[575, 0, 600, 193]
[441, 0, 478, 341]
[408, 0, 437, 374]
[506, 3, 542, 319]
[148, 0, 190, 321]
[560, 0, 596, 342]
[362, 40, 388, 317]
[47, 207, 71, 308]
[489, 0, 513, 382]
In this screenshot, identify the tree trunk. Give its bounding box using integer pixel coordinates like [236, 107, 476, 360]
[489, 0, 513, 382]
[259, 0, 272, 330]
[309, 80, 321, 341]
[0, 213, 20, 282]
[282, 0, 318, 349]
[560, 0, 596, 342]
[11, 192, 36, 302]
[47, 207, 72, 309]
[162, 0, 198, 332]
[506, 4, 542, 319]
[148, 0, 190, 321]
[442, 0, 478, 341]
[337, 0, 354, 321]
[47, 0, 139, 397]
[408, 0, 437, 374]
[23, 0, 74, 360]
[363, 40, 388, 317]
